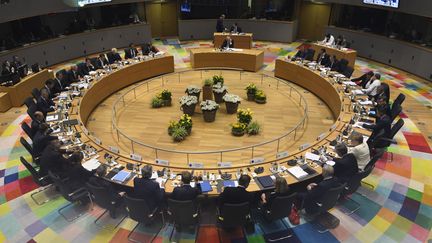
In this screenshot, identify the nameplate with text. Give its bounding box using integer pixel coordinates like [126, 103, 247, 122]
[156, 159, 169, 166]
[130, 153, 142, 162]
[299, 143, 310, 150]
[109, 146, 120, 154]
[189, 162, 204, 168]
[250, 157, 265, 164]
[330, 124, 337, 131]
[317, 133, 326, 141]
[94, 137, 102, 145]
[217, 162, 232, 168]
[276, 151, 289, 159]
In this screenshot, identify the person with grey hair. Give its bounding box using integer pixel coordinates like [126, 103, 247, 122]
[348, 132, 370, 171]
[302, 165, 339, 215]
[333, 143, 358, 183]
[132, 165, 165, 211]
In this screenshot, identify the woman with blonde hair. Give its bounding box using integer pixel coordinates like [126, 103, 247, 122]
[260, 177, 291, 209]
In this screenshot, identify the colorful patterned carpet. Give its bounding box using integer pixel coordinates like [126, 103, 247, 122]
[1, 39, 432, 242]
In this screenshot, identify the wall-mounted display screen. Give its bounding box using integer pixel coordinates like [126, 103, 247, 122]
[77, 0, 112, 7]
[363, 0, 399, 8]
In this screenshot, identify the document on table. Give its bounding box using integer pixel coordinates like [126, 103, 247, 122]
[287, 166, 308, 179]
[82, 158, 101, 171]
[352, 90, 364, 95]
[359, 100, 373, 105]
[46, 114, 59, 122]
[343, 81, 357, 86]
[305, 152, 320, 161]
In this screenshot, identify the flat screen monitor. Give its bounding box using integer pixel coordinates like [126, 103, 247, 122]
[363, 0, 399, 8]
[181, 2, 191, 13]
[77, 0, 111, 7]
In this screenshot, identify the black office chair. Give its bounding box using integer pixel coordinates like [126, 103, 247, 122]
[342, 66, 354, 78]
[21, 122, 34, 140]
[31, 88, 41, 100]
[217, 202, 251, 240]
[390, 104, 402, 123]
[392, 93, 406, 108]
[124, 195, 165, 243]
[20, 137, 40, 165]
[48, 171, 92, 222]
[305, 49, 315, 61]
[31, 63, 40, 73]
[259, 193, 297, 241]
[24, 97, 36, 109]
[27, 105, 37, 121]
[20, 156, 55, 205]
[360, 150, 384, 190]
[372, 119, 404, 162]
[167, 199, 200, 242]
[86, 182, 126, 229]
[337, 59, 349, 73]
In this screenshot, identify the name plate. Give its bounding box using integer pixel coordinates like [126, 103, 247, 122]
[109, 146, 120, 154]
[217, 162, 232, 168]
[130, 153, 142, 162]
[94, 137, 102, 145]
[250, 157, 265, 164]
[299, 143, 310, 150]
[189, 162, 204, 168]
[317, 133, 326, 141]
[82, 127, 89, 136]
[276, 151, 289, 159]
[330, 124, 337, 131]
[155, 159, 169, 166]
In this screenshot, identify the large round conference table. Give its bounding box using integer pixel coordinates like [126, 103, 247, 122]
[65, 53, 359, 195]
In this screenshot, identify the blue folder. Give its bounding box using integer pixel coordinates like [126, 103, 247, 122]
[111, 170, 131, 183]
[199, 181, 213, 193]
[223, 180, 235, 188]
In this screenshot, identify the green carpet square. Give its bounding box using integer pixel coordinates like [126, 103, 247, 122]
[414, 213, 432, 230]
[385, 225, 407, 242]
[18, 170, 30, 179]
[407, 188, 423, 201]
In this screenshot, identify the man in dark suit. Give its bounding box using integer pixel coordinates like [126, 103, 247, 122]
[230, 23, 242, 33]
[79, 58, 96, 77]
[124, 43, 139, 59]
[216, 14, 225, 32]
[171, 171, 201, 201]
[302, 165, 339, 215]
[221, 36, 234, 49]
[39, 140, 71, 176]
[61, 152, 95, 190]
[327, 55, 340, 71]
[364, 107, 392, 148]
[37, 89, 55, 116]
[351, 71, 374, 89]
[132, 165, 165, 211]
[316, 48, 330, 66]
[219, 174, 254, 208]
[333, 143, 358, 183]
[94, 54, 109, 70]
[53, 71, 67, 94]
[31, 111, 46, 136]
[293, 46, 308, 60]
[11, 56, 22, 72]
[141, 43, 159, 56]
[67, 65, 81, 84]
[107, 48, 122, 64]
[41, 79, 56, 99]
[32, 123, 57, 157]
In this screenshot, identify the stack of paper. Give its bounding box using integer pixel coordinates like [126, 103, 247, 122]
[305, 152, 320, 161]
[82, 158, 101, 171]
[287, 166, 308, 179]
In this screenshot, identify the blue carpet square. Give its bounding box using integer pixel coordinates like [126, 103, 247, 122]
[4, 173, 18, 184]
[388, 190, 405, 204]
[399, 197, 420, 222]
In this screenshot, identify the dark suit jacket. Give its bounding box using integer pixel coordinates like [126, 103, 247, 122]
[52, 77, 67, 94]
[333, 153, 358, 182]
[294, 49, 307, 59]
[40, 85, 55, 99]
[32, 130, 57, 157]
[303, 177, 339, 214]
[133, 177, 165, 210]
[221, 39, 234, 49]
[364, 114, 391, 141]
[31, 119, 43, 136]
[89, 176, 120, 198]
[230, 26, 242, 33]
[124, 48, 138, 59]
[316, 53, 330, 66]
[171, 184, 201, 201]
[67, 69, 80, 84]
[107, 52, 122, 64]
[351, 73, 372, 89]
[39, 145, 71, 176]
[78, 63, 95, 77]
[141, 44, 159, 55]
[216, 19, 224, 32]
[219, 186, 254, 207]
[36, 96, 54, 116]
[94, 57, 109, 70]
[327, 59, 340, 71]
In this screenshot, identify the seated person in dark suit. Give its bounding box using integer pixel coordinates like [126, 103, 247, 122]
[107, 48, 122, 64]
[141, 43, 159, 56]
[39, 140, 73, 176]
[11, 56, 22, 72]
[94, 54, 109, 70]
[1, 60, 13, 75]
[221, 36, 234, 49]
[351, 71, 374, 89]
[36, 89, 55, 116]
[132, 165, 165, 211]
[53, 71, 68, 94]
[67, 65, 81, 84]
[78, 58, 96, 77]
[327, 55, 340, 71]
[301, 165, 339, 215]
[260, 177, 292, 210]
[373, 83, 390, 104]
[219, 174, 254, 209]
[316, 48, 330, 66]
[171, 171, 201, 201]
[31, 111, 46, 136]
[293, 46, 308, 60]
[41, 79, 56, 99]
[32, 123, 57, 157]
[364, 107, 392, 148]
[333, 143, 358, 183]
[61, 152, 95, 190]
[124, 43, 139, 59]
[230, 23, 242, 33]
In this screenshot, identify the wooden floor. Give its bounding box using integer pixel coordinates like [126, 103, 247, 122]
[86, 70, 334, 167]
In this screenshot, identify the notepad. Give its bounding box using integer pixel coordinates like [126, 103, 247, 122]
[223, 180, 236, 188]
[82, 158, 101, 171]
[200, 181, 213, 193]
[305, 152, 320, 161]
[287, 166, 308, 179]
[112, 171, 131, 183]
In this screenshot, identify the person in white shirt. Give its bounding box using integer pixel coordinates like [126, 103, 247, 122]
[363, 73, 381, 97]
[322, 33, 335, 46]
[348, 132, 370, 171]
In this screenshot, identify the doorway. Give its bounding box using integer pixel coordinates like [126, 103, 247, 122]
[145, 1, 178, 38]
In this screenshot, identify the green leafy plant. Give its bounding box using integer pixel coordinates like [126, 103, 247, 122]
[212, 75, 224, 86]
[203, 78, 213, 86]
[171, 126, 188, 142]
[237, 108, 253, 124]
[255, 90, 267, 102]
[246, 121, 261, 135]
[178, 114, 193, 131]
[245, 83, 257, 94]
[168, 120, 178, 136]
[160, 89, 172, 100]
[151, 97, 164, 108]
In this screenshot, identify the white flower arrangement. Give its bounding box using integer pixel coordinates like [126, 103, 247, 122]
[200, 100, 219, 111]
[179, 95, 198, 106]
[185, 85, 201, 94]
[212, 83, 228, 94]
[223, 93, 242, 103]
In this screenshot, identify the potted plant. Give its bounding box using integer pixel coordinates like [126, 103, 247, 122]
[202, 78, 213, 101]
[178, 114, 193, 134]
[185, 85, 201, 102]
[255, 90, 267, 104]
[212, 83, 228, 103]
[179, 95, 198, 116]
[237, 108, 253, 125]
[223, 93, 241, 114]
[246, 121, 261, 135]
[200, 100, 219, 122]
[231, 122, 246, 136]
[245, 83, 258, 101]
[171, 126, 188, 142]
[151, 97, 164, 108]
[168, 120, 178, 136]
[160, 89, 172, 106]
[212, 75, 224, 86]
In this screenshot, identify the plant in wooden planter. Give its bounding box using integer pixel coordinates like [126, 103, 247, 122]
[200, 100, 219, 122]
[171, 126, 188, 142]
[245, 83, 257, 101]
[254, 90, 267, 104]
[223, 93, 241, 114]
[185, 85, 201, 101]
[237, 108, 253, 125]
[212, 83, 228, 103]
[212, 75, 224, 86]
[231, 122, 246, 136]
[168, 120, 178, 136]
[202, 78, 214, 101]
[246, 121, 261, 135]
[160, 89, 172, 106]
[151, 97, 164, 108]
[179, 95, 198, 116]
[178, 114, 193, 134]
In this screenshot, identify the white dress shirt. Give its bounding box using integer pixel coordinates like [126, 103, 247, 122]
[349, 142, 370, 171]
[322, 35, 335, 46]
[364, 79, 381, 96]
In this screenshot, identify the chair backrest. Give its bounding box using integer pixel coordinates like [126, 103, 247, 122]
[305, 49, 315, 61]
[390, 104, 402, 122]
[360, 163, 375, 180]
[24, 97, 35, 109]
[393, 93, 405, 108]
[219, 202, 250, 228]
[389, 118, 404, 139]
[32, 88, 41, 99]
[338, 59, 349, 72]
[124, 195, 155, 224]
[343, 66, 354, 78]
[266, 193, 297, 221]
[21, 122, 34, 140]
[20, 137, 35, 158]
[344, 172, 363, 195]
[316, 183, 346, 213]
[366, 150, 384, 168]
[31, 63, 40, 73]
[167, 199, 199, 227]
[20, 156, 44, 185]
[27, 105, 37, 121]
[86, 182, 117, 210]
[48, 171, 75, 201]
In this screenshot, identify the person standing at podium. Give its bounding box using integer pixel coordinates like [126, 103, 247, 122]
[221, 36, 234, 49]
[216, 14, 225, 32]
